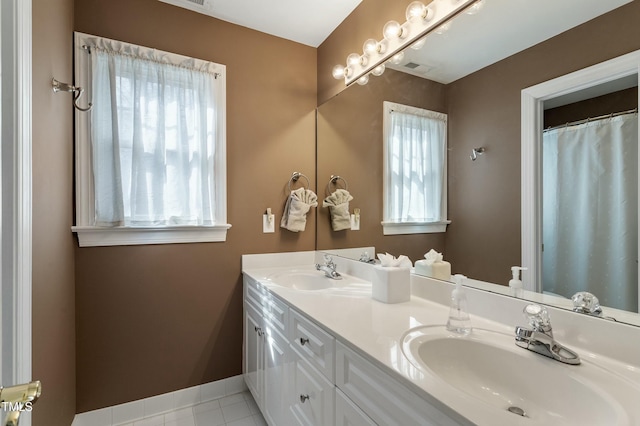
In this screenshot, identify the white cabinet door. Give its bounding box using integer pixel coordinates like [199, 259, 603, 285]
[336, 389, 377, 426]
[263, 329, 289, 426]
[290, 352, 335, 426]
[244, 303, 264, 403]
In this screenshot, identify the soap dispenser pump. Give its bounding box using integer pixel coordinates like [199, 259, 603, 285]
[509, 266, 528, 298]
[446, 274, 472, 335]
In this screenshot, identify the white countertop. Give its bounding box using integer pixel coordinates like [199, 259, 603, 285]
[242, 251, 640, 426]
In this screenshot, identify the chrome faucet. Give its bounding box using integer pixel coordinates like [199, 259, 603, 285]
[571, 291, 617, 321]
[315, 255, 342, 280]
[358, 252, 376, 264]
[514, 304, 581, 365]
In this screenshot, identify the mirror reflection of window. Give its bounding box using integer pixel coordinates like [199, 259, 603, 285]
[382, 102, 449, 235]
[542, 87, 639, 312]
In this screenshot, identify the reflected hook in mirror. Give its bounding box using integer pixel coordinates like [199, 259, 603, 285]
[52, 78, 93, 112]
[470, 147, 485, 161]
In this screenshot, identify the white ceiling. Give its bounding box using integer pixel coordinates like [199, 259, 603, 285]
[388, 0, 633, 84]
[158, 0, 361, 47]
[159, 0, 633, 82]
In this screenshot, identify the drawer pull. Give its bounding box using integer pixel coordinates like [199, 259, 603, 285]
[299, 337, 310, 346]
[300, 394, 310, 403]
[255, 326, 263, 336]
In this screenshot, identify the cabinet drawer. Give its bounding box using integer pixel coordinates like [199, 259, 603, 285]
[290, 351, 335, 426]
[290, 309, 335, 382]
[336, 388, 376, 426]
[336, 341, 465, 426]
[244, 277, 288, 335]
[244, 277, 266, 311]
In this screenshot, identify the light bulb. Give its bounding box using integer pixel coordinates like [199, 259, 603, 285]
[376, 39, 388, 54]
[332, 64, 345, 80]
[363, 38, 378, 56]
[344, 66, 353, 78]
[347, 53, 361, 67]
[383, 20, 402, 39]
[406, 1, 434, 23]
[410, 36, 427, 50]
[434, 21, 452, 35]
[371, 64, 385, 77]
[357, 74, 369, 85]
[388, 51, 405, 65]
[406, 1, 425, 22]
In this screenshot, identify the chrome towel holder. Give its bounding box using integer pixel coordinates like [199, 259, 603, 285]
[326, 175, 348, 194]
[52, 78, 93, 112]
[287, 172, 310, 191]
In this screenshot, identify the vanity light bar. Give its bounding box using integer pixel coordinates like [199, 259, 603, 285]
[333, 0, 477, 86]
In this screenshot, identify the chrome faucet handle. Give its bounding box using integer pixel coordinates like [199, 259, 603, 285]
[571, 291, 603, 315]
[323, 254, 335, 269]
[523, 304, 552, 335]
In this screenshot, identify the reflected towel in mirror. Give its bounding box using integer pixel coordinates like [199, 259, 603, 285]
[322, 189, 353, 231]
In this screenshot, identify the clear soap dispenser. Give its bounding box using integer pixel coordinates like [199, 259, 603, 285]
[509, 266, 527, 298]
[446, 274, 472, 335]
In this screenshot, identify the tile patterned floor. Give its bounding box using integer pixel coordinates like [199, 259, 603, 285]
[118, 391, 267, 426]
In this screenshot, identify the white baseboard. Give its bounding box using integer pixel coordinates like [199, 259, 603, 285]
[71, 375, 247, 426]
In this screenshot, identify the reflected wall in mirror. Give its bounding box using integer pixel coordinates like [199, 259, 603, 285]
[316, 0, 640, 324]
[316, 69, 446, 262]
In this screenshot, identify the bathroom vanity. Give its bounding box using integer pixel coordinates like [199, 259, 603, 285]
[242, 251, 640, 426]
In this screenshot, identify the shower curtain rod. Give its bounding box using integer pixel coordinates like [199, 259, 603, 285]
[544, 107, 638, 132]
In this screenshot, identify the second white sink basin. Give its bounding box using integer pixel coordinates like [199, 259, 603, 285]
[401, 326, 639, 425]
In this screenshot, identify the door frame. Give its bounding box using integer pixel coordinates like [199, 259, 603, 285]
[521, 49, 640, 302]
[1, 0, 33, 416]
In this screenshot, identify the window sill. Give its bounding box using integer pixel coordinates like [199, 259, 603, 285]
[381, 221, 451, 235]
[72, 224, 232, 247]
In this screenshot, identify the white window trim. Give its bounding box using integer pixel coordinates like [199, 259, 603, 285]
[382, 101, 450, 235]
[381, 221, 451, 235]
[72, 32, 230, 247]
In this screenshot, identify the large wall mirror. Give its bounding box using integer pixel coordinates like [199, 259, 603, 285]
[316, 0, 640, 326]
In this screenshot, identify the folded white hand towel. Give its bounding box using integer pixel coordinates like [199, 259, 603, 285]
[322, 189, 354, 231]
[281, 187, 318, 232]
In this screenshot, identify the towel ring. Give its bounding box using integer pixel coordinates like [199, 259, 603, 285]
[326, 175, 348, 194]
[287, 172, 310, 191]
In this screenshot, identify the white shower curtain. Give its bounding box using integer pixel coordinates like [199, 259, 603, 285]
[542, 113, 638, 312]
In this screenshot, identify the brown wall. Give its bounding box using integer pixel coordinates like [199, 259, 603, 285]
[317, 1, 640, 284]
[317, 69, 447, 261]
[446, 1, 640, 284]
[544, 87, 638, 128]
[32, 0, 77, 424]
[74, 0, 317, 412]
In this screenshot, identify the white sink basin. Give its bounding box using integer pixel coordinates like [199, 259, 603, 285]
[263, 267, 368, 291]
[401, 326, 640, 425]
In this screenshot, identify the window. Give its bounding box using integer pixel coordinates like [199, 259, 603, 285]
[382, 101, 450, 235]
[72, 32, 230, 246]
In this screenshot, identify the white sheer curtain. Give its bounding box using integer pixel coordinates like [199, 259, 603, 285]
[90, 43, 221, 226]
[542, 112, 638, 312]
[385, 106, 447, 223]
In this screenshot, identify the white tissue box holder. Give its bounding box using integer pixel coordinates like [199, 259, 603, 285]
[414, 260, 451, 281]
[372, 265, 411, 304]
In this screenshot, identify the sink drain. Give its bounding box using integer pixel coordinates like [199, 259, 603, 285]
[507, 406, 527, 417]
